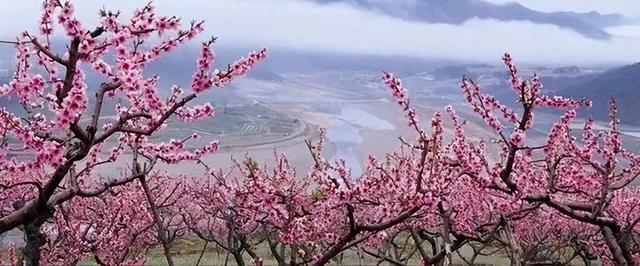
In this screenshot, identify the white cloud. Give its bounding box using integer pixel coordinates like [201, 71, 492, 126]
[0, 0, 639, 65]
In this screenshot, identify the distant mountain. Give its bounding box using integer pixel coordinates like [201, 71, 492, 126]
[141, 45, 454, 80]
[552, 66, 582, 75]
[312, 0, 635, 40]
[430, 65, 469, 79]
[556, 63, 640, 125]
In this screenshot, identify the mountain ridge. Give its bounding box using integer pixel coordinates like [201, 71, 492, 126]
[312, 0, 635, 40]
[554, 62, 640, 125]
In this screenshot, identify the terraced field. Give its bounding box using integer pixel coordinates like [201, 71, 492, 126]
[163, 103, 309, 151]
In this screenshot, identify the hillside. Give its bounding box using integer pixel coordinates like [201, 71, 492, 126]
[557, 62, 640, 124]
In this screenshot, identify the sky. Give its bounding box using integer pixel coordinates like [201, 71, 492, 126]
[0, 0, 639, 66]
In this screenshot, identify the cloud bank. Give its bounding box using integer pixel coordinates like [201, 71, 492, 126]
[0, 0, 638, 65]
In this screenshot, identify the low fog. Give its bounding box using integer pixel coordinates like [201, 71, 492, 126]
[0, 0, 638, 65]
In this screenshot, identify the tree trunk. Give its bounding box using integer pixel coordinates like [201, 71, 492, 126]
[289, 246, 298, 266]
[441, 221, 452, 266]
[265, 232, 285, 266]
[502, 217, 522, 266]
[139, 177, 174, 266]
[195, 241, 208, 266]
[22, 208, 52, 266]
[601, 226, 630, 265]
[618, 231, 636, 266]
[232, 251, 245, 266]
[439, 204, 453, 266]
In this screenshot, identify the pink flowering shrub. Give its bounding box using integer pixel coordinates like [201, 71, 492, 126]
[2, 1, 640, 265]
[181, 55, 640, 265]
[434, 54, 640, 265]
[0, 0, 265, 264]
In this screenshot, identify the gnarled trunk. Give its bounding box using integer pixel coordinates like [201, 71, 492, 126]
[601, 225, 631, 265]
[22, 208, 53, 266]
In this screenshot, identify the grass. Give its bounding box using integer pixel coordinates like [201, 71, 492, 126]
[2, 237, 591, 266]
[142, 238, 510, 266]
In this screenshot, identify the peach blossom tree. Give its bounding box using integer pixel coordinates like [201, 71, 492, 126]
[0, 1, 265, 264]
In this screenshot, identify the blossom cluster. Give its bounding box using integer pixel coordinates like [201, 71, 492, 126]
[382, 72, 419, 127]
